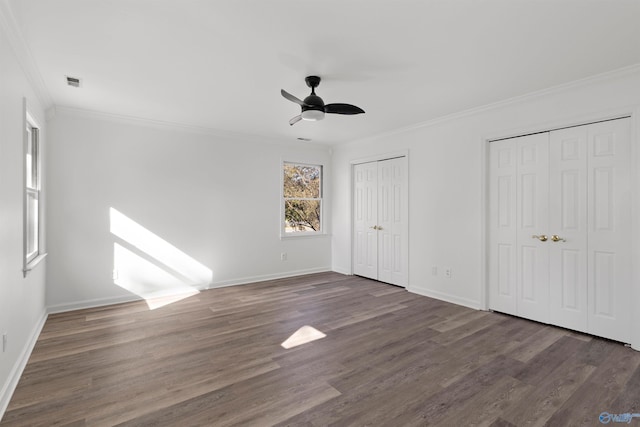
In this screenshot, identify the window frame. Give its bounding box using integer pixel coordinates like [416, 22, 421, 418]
[281, 161, 324, 237]
[23, 104, 46, 277]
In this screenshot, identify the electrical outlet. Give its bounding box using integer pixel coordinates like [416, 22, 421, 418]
[445, 268, 452, 278]
[281, 252, 287, 261]
[2, 333, 7, 353]
[431, 266, 438, 276]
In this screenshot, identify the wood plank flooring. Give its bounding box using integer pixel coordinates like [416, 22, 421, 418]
[2, 272, 640, 426]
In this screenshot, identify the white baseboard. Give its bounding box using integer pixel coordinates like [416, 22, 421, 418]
[330, 266, 351, 276]
[0, 309, 48, 421]
[47, 293, 143, 314]
[207, 267, 332, 289]
[47, 267, 333, 314]
[408, 286, 481, 310]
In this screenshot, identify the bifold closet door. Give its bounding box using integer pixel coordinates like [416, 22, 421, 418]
[548, 126, 589, 333]
[548, 119, 631, 340]
[353, 158, 407, 287]
[489, 118, 631, 343]
[489, 133, 550, 323]
[585, 119, 631, 343]
[488, 139, 517, 315]
[354, 161, 379, 280]
[377, 158, 407, 286]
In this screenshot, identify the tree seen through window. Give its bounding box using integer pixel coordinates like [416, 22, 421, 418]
[283, 163, 322, 233]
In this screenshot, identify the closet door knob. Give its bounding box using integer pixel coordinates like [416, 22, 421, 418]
[551, 234, 566, 242]
[532, 234, 548, 242]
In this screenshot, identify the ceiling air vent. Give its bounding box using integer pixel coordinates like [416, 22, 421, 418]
[65, 76, 82, 88]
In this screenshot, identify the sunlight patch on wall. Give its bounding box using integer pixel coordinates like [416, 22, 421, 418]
[281, 325, 326, 349]
[110, 208, 212, 284]
[113, 243, 200, 309]
[110, 208, 212, 310]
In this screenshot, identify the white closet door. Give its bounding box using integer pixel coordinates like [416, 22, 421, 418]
[515, 133, 550, 324]
[587, 119, 631, 343]
[353, 158, 408, 287]
[488, 140, 518, 315]
[353, 161, 379, 280]
[548, 127, 588, 332]
[489, 118, 631, 343]
[377, 157, 408, 287]
[490, 133, 550, 320]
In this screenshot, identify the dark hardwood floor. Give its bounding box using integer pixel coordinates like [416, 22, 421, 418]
[2, 272, 639, 426]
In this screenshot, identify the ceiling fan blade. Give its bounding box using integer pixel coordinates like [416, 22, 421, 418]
[324, 103, 365, 115]
[281, 89, 305, 106]
[289, 115, 302, 126]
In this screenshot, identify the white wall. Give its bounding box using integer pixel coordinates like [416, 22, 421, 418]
[0, 19, 48, 417]
[331, 66, 640, 347]
[45, 109, 332, 311]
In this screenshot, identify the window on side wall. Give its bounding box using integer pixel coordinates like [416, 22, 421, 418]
[24, 109, 45, 276]
[283, 162, 322, 235]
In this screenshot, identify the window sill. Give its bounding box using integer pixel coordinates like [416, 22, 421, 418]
[280, 233, 331, 241]
[23, 252, 48, 277]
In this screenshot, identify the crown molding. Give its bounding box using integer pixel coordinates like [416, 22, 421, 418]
[0, 0, 53, 109]
[52, 105, 330, 149]
[343, 63, 640, 147]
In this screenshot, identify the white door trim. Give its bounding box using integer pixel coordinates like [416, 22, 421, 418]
[481, 106, 640, 351]
[350, 150, 410, 167]
[628, 106, 640, 351]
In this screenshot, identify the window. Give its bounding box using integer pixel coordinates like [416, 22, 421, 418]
[283, 162, 322, 234]
[24, 110, 44, 275]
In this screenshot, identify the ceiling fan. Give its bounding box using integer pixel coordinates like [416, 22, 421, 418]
[281, 76, 365, 126]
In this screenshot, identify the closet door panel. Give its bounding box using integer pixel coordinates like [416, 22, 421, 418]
[587, 119, 631, 343]
[548, 127, 588, 332]
[353, 162, 379, 280]
[515, 133, 550, 323]
[377, 157, 407, 287]
[489, 140, 518, 315]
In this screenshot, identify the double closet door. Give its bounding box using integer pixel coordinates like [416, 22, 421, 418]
[489, 118, 631, 343]
[353, 157, 408, 287]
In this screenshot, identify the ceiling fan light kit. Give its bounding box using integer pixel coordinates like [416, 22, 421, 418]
[281, 76, 364, 126]
[301, 109, 324, 121]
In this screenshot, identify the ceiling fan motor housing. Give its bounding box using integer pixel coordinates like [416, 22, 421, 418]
[301, 92, 325, 120]
[303, 94, 325, 108]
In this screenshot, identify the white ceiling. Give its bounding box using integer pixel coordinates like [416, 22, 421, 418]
[6, 0, 640, 144]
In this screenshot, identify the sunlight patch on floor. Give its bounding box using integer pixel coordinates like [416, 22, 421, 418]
[281, 325, 327, 349]
[143, 289, 201, 310]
